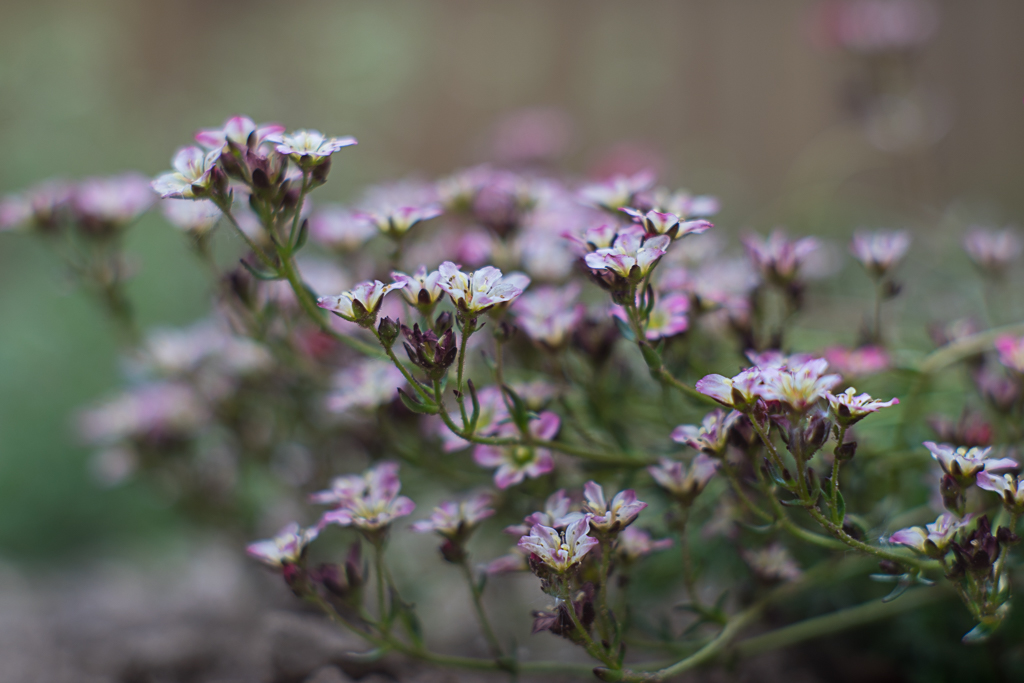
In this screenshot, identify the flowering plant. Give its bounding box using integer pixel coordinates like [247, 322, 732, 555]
[6, 106, 1024, 682]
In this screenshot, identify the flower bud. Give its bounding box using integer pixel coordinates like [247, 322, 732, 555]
[493, 320, 517, 343]
[440, 538, 467, 564]
[434, 311, 454, 335]
[377, 316, 400, 349]
[835, 440, 857, 461]
[941, 474, 965, 517]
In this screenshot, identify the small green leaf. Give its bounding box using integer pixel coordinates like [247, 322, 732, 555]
[398, 388, 438, 415]
[613, 315, 635, 342]
[239, 258, 283, 281]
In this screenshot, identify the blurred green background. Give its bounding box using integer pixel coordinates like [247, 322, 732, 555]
[1, 0, 1023, 561]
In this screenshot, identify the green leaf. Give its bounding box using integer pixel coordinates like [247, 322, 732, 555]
[501, 384, 530, 432]
[239, 258, 283, 281]
[397, 388, 438, 415]
[831, 489, 846, 526]
[962, 621, 998, 644]
[293, 217, 309, 251]
[613, 315, 636, 342]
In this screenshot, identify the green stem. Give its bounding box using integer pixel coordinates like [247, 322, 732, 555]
[455, 317, 476, 426]
[458, 558, 504, 659]
[373, 541, 389, 632]
[596, 539, 614, 646]
[805, 506, 937, 571]
[559, 582, 615, 667]
[734, 587, 947, 659]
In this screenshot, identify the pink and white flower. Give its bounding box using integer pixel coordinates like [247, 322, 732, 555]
[758, 358, 841, 413]
[743, 543, 802, 582]
[850, 230, 910, 277]
[977, 472, 1024, 512]
[271, 129, 357, 160]
[822, 345, 890, 377]
[641, 293, 690, 340]
[161, 199, 223, 235]
[195, 115, 285, 151]
[73, 174, 156, 231]
[671, 409, 741, 455]
[616, 527, 673, 562]
[963, 227, 1022, 274]
[437, 262, 527, 314]
[889, 512, 971, 558]
[326, 360, 406, 414]
[152, 146, 222, 199]
[358, 205, 443, 238]
[994, 335, 1024, 374]
[648, 454, 719, 503]
[514, 284, 585, 349]
[578, 171, 655, 211]
[517, 517, 598, 573]
[315, 462, 416, 532]
[923, 441, 1018, 483]
[309, 205, 376, 251]
[411, 493, 495, 538]
[505, 489, 575, 536]
[473, 412, 560, 489]
[247, 522, 319, 568]
[825, 387, 899, 425]
[695, 368, 764, 409]
[392, 267, 445, 309]
[581, 481, 648, 533]
[316, 279, 407, 325]
[584, 232, 671, 281]
[621, 207, 712, 240]
[742, 230, 819, 283]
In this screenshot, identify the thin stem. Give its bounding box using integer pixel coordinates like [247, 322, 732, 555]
[458, 558, 504, 659]
[805, 506, 937, 571]
[559, 582, 615, 668]
[455, 316, 476, 426]
[373, 541, 389, 632]
[831, 424, 848, 515]
[596, 539, 614, 646]
[216, 203, 278, 273]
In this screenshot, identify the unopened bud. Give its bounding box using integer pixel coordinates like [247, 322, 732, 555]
[440, 539, 467, 564]
[493, 320, 517, 343]
[835, 440, 857, 461]
[378, 316, 400, 348]
[434, 311, 453, 335]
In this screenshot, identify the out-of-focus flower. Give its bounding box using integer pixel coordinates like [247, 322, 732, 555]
[0, 180, 73, 232]
[271, 130, 356, 161]
[247, 523, 319, 568]
[316, 280, 406, 326]
[514, 284, 585, 349]
[563, 222, 634, 255]
[928, 410, 993, 449]
[811, 0, 939, 54]
[641, 293, 690, 340]
[889, 512, 970, 558]
[435, 385, 509, 452]
[758, 358, 841, 413]
[518, 518, 598, 573]
[648, 454, 719, 504]
[161, 199, 222, 235]
[436, 165, 493, 210]
[826, 387, 899, 425]
[822, 345, 890, 377]
[585, 232, 670, 281]
[473, 412, 560, 489]
[963, 227, 1022, 275]
[578, 171, 655, 211]
[621, 207, 712, 241]
[491, 107, 572, 165]
[411, 493, 495, 539]
[77, 382, 208, 446]
[195, 115, 285, 151]
[973, 366, 1020, 413]
[316, 462, 416, 533]
[437, 262, 527, 315]
[743, 543, 802, 582]
[850, 230, 910, 277]
[152, 146, 222, 199]
[671, 409, 741, 455]
[616, 527, 673, 562]
[696, 368, 764, 410]
[924, 442, 1017, 484]
[485, 550, 528, 575]
[309, 205, 376, 251]
[977, 472, 1024, 513]
[505, 489, 575, 536]
[742, 230, 819, 284]
[995, 335, 1024, 374]
[72, 174, 156, 234]
[326, 360, 406, 414]
[392, 267, 445, 312]
[637, 187, 719, 218]
[358, 205, 443, 239]
[140, 320, 272, 377]
[581, 481, 647, 534]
